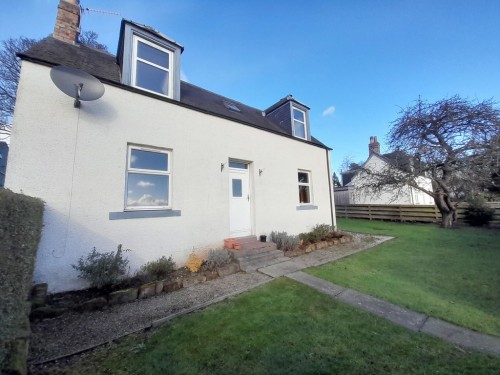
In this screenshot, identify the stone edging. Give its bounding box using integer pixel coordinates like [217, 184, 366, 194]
[30, 263, 240, 321]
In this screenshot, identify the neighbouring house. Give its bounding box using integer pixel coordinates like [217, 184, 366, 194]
[0, 141, 8, 187]
[334, 136, 434, 205]
[5, 0, 336, 292]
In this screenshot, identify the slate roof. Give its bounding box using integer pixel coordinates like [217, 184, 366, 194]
[340, 150, 415, 186]
[19, 35, 328, 149]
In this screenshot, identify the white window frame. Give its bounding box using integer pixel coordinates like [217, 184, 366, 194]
[298, 170, 313, 205]
[131, 35, 174, 98]
[292, 107, 307, 140]
[125, 145, 172, 211]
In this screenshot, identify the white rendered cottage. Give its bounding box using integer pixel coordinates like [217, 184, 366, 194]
[335, 136, 434, 205]
[5, 0, 336, 292]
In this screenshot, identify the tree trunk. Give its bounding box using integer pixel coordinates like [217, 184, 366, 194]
[433, 192, 456, 228]
[440, 210, 455, 228]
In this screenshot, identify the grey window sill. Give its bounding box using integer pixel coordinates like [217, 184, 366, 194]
[109, 210, 181, 220]
[296, 204, 318, 211]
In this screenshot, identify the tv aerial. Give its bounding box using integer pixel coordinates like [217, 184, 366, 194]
[50, 66, 105, 108]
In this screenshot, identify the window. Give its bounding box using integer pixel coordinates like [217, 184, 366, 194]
[223, 100, 241, 112]
[132, 35, 173, 97]
[292, 107, 307, 139]
[298, 170, 312, 204]
[125, 145, 171, 210]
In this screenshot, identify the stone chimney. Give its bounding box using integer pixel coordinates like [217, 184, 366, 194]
[53, 0, 81, 44]
[369, 136, 380, 155]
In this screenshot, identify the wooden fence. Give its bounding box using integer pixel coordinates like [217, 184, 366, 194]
[335, 203, 500, 224]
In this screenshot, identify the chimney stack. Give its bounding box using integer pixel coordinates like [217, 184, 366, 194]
[369, 136, 380, 155]
[53, 0, 81, 44]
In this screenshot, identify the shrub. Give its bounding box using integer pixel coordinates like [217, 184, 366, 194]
[464, 197, 495, 227]
[72, 244, 130, 289]
[310, 224, 334, 241]
[186, 252, 203, 273]
[0, 189, 44, 370]
[270, 231, 299, 251]
[139, 255, 176, 281]
[204, 249, 232, 271]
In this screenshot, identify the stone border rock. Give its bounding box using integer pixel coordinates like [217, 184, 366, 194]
[30, 263, 240, 321]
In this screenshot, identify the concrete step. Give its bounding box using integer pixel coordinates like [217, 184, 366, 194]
[232, 236, 257, 244]
[229, 243, 277, 258]
[237, 250, 284, 266]
[240, 256, 290, 273]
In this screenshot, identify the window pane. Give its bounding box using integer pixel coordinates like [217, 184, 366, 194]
[130, 149, 168, 171]
[232, 179, 242, 197]
[229, 161, 247, 169]
[298, 172, 309, 183]
[136, 61, 169, 95]
[293, 108, 305, 122]
[127, 173, 169, 207]
[299, 185, 310, 204]
[137, 41, 169, 68]
[293, 120, 306, 138]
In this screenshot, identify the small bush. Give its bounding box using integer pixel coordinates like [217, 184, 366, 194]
[72, 244, 130, 289]
[310, 224, 334, 241]
[186, 252, 203, 273]
[299, 232, 316, 245]
[139, 256, 176, 281]
[270, 231, 299, 251]
[464, 198, 495, 227]
[204, 249, 232, 271]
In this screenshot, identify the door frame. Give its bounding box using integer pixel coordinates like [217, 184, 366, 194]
[228, 159, 253, 237]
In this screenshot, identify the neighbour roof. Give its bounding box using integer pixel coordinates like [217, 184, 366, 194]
[19, 36, 328, 149]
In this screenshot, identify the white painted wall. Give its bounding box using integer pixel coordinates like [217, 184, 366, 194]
[6, 62, 336, 292]
[349, 154, 434, 205]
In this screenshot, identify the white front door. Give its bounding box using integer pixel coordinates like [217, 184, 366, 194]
[229, 162, 251, 237]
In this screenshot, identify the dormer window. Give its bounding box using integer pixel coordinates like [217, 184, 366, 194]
[292, 107, 307, 139]
[132, 35, 173, 97]
[264, 96, 311, 141]
[118, 20, 184, 101]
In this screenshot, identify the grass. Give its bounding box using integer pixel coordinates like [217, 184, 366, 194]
[38, 279, 500, 375]
[307, 218, 500, 336]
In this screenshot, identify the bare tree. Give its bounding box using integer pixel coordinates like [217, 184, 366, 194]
[0, 37, 39, 128]
[357, 96, 500, 228]
[78, 30, 108, 52]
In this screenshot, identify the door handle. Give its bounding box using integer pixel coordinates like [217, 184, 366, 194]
[247, 194, 250, 201]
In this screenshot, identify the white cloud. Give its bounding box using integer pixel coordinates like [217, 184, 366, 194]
[322, 106, 336, 116]
[137, 180, 155, 188]
[127, 194, 168, 207]
[130, 154, 138, 164]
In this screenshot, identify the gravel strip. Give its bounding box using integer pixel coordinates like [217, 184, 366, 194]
[29, 272, 271, 363]
[28, 232, 389, 364]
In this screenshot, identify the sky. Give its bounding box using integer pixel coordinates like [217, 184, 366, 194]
[1, 0, 499, 176]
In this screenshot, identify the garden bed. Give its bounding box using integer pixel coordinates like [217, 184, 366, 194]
[30, 263, 240, 321]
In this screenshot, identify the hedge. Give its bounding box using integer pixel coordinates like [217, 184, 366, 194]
[0, 189, 44, 374]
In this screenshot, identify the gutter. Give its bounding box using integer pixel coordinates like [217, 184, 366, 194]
[326, 149, 336, 229]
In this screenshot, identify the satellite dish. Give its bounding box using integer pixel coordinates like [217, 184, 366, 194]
[50, 66, 105, 108]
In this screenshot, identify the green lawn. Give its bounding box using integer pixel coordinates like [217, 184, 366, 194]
[41, 279, 500, 375]
[307, 218, 500, 336]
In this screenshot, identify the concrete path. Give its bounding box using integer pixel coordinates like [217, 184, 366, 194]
[257, 241, 500, 356]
